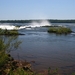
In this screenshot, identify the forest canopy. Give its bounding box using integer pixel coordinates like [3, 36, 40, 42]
[0, 19, 75, 23]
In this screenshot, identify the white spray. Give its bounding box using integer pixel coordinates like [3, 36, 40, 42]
[29, 20, 51, 28]
[0, 20, 51, 30]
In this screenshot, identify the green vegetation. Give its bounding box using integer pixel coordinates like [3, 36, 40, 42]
[0, 29, 19, 35]
[0, 36, 22, 74]
[49, 19, 75, 23]
[48, 27, 72, 34]
[0, 19, 75, 23]
[0, 51, 9, 68]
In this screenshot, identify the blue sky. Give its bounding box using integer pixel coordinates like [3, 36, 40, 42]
[0, 0, 75, 20]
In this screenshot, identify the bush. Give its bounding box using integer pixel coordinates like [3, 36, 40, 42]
[0, 29, 19, 35]
[48, 27, 72, 34]
[0, 51, 9, 67]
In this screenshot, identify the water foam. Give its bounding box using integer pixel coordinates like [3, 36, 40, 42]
[0, 20, 51, 30]
[30, 20, 51, 28]
[0, 25, 17, 30]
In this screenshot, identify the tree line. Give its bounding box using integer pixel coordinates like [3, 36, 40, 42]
[0, 19, 75, 23]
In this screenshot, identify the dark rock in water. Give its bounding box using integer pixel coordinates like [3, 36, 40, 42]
[0, 33, 25, 35]
[23, 65, 32, 71]
[9, 57, 14, 61]
[31, 61, 35, 63]
[18, 33, 25, 35]
[15, 25, 20, 27]
[43, 25, 62, 27]
[43, 26, 51, 27]
[7, 54, 11, 57]
[11, 60, 32, 71]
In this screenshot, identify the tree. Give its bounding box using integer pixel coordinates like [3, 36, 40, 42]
[0, 35, 21, 53]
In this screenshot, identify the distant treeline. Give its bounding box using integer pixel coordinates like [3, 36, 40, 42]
[0, 19, 75, 23]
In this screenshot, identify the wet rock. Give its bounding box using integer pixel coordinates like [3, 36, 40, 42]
[31, 60, 35, 63]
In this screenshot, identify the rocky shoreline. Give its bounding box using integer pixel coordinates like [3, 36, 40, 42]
[0, 54, 32, 75]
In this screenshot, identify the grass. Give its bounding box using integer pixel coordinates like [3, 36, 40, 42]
[48, 27, 72, 34]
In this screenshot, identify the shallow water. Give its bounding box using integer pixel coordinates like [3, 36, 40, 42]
[1, 23, 75, 74]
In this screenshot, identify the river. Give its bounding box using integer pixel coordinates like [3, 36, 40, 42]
[0, 22, 75, 74]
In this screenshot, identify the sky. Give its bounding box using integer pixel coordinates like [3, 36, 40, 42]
[0, 0, 75, 20]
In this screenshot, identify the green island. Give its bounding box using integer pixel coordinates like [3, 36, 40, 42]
[0, 29, 24, 35]
[48, 27, 72, 34]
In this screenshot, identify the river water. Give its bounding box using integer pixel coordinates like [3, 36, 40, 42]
[0, 23, 75, 74]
